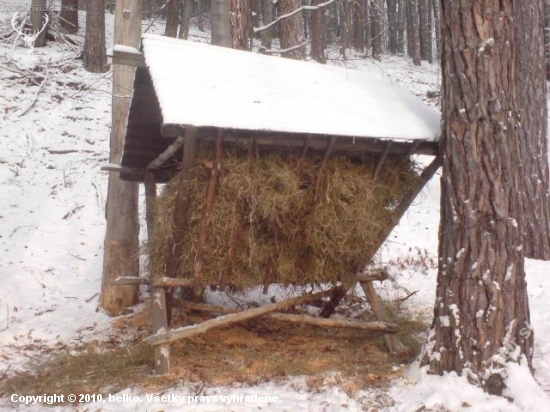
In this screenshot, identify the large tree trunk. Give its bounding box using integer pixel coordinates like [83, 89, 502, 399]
[211, 0, 232, 47]
[165, 0, 179, 37]
[230, 0, 250, 50]
[424, 0, 535, 395]
[278, 0, 306, 59]
[514, 0, 550, 260]
[60, 0, 78, 34]
[310, 0, 327, 62]
[101, 0, 141, 315]
[83, 0, 107, 73]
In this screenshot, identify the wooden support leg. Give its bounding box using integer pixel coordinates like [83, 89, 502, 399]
[361, 281, 406, 354]
[145, 171, 170, 374]
[152, 287, 171, 375]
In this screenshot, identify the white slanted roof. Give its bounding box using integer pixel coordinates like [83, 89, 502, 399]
[141, 34, 441, 143]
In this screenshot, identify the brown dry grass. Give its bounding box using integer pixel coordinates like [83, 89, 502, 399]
[0, 301, 426, 402]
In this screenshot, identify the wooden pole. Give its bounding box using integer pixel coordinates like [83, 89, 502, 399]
[194, 131, 224, 282]
[101, 0, 141, 316]
[182, 302, 398, 332]
[146, 289, 334, 345]
[164, 127, 199, 324]
[361, 281, 406, 354]
[144, 171, 171, 374]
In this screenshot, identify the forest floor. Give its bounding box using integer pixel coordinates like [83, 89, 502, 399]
[1, 1, 550, 411]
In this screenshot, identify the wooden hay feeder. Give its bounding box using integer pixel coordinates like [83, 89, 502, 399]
[108, 34, 441, 375]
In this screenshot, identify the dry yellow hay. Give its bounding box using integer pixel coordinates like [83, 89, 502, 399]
[148, 144, 419, 289]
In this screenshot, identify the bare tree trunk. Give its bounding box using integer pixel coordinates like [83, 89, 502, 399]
[278, 0, 306, 59]
[418, 0, 432, 62]
[514, 0, 550, 260]
[30, 0, 48, 47]
[83, 0, 107, 73]
[424, 0, 536, 395]
[197, 0, 204, 31]
[101, 0, 141, 315]
[405, 0, 421, 65]
[545, 0, 550, 79]
[371, 0, 382, 59]
[396, 0, 405, 54]
[211, 0, 232, 47]
[260, 0, 275, 53]
[310, 0, 326, 62]
[431, 0, 440, 59]
[230, 0, 250, 50]
[340, 0, 353, 57]
[60, 0, 78, 34]
[365, 0, 372, 52]
[386, 0, 398, 54]
[353, 0, 365, 52]
[179, 0, 193, 39]
[165, 0, 179, 37]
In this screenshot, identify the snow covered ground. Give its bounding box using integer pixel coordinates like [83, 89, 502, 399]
[1, 2, 550, 411]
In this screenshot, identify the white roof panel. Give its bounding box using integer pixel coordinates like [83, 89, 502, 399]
[141, 34, 441, 143]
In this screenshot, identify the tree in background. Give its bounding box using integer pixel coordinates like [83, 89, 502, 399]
[211, 0, 232, 47]
[30, 0, 48, 47]
[230, 0, 251, 50]
[278, 0, 306, 59]
[165, 0, 179, 37]
[424, 0, 546, 395]
[83, 0, 107, 73]
[60, 0, 78, 34]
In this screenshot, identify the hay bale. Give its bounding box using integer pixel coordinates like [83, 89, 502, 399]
[149, 144, 419, 289]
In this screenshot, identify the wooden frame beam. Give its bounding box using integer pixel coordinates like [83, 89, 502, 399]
[111, 45, 146, 68]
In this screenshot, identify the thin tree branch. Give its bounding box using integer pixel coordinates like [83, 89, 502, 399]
[253, 0, 339, 33]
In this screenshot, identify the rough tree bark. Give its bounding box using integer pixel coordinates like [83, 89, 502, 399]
[424, 0, 537, 395]
[230, 0, 250, 50]
[514, 0, 550, 260]
[60, 0, 78, 34]
[101, 0, 141, 315]
[164, 0, 179, 37]
[278, 0, 306, 59]
[83, 0, 107, 73]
